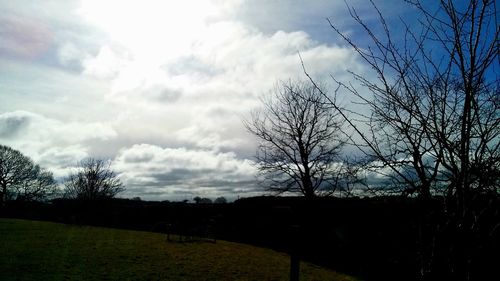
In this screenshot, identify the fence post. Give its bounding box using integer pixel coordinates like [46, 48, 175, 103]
[290, 224, 300, 281]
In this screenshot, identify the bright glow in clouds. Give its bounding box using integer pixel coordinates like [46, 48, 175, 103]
[78, 0, 239, 105]
[79, 0, 219, 60]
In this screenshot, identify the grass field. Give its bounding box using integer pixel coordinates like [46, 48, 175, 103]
[0, 218, 358, 281]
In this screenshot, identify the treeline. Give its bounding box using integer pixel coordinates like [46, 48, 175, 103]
[0, 144, 125, 205]
[2, 196, 498, 281]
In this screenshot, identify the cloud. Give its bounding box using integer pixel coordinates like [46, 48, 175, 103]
[96, 18, 364, 156]
[0, 111, 117, 178]
[0, 14, 53, 60]
[57, 42, 87, 71]
[113, 144, 259, 200]
[0, 1, 106, 73]
[174, 106, 248, 151]
[0, 111, 116, 145]
[82, 45, 127, 79]
[78, 5, 364, 108]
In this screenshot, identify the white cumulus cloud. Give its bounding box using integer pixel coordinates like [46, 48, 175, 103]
[0, 111, 117, 178]
[113, 144, 258, 200]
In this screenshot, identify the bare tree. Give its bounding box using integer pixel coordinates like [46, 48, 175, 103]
[65, 158, 124, 200]
[245, 80, 346, 198]
[303, 0, 498, 279]
[0, 144, 56, 205]
[310, 0, 500, 199]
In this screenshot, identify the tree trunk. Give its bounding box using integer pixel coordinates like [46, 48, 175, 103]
[0, 183, 6, 206]
[301, 175, 315, 198]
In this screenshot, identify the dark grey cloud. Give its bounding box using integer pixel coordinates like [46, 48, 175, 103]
[0, 111, 31, 138]
[230, 0, 357, 43]
[165, 56, 222, 78]
[143, 85, 182, 103]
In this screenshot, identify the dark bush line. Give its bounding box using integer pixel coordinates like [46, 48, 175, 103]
[1, 196, 498, 281]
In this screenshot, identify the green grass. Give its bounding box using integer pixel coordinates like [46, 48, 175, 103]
[0, 218, 358, 281]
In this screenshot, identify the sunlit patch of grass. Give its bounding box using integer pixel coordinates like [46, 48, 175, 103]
[0, 218, 359, 280]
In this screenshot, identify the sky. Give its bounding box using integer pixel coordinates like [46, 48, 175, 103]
[0, 0, 413, 201]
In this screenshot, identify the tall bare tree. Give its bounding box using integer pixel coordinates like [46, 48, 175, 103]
[65, 158, 124, 200]
[0, 144, 56, 204]
[245, 80, 346, 197]
[303, 0, 498, 279]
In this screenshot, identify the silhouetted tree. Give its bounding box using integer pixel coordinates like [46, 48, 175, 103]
[201, 198, 212, 204]
[214, 196, 227, 204]
[64, 158, 124, 200]
[245, 80, 346, 197]
[193, 197, 212, 204]
[303, 0, 498, 279]
[0, 145, 56, 205]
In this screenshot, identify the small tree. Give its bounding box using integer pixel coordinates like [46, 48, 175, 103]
[0, 144, 56, 204]
[65, 158, 124, 200]
[245, 80, 346, 197]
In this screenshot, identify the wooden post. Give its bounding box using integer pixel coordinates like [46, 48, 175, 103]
[290, 224, 300, 281]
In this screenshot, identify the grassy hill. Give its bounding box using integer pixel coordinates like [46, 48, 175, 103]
[0, 218, 358, 281]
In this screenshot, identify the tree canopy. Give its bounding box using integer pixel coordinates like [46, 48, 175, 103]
[0, 144, 56, 204]
[64, 158, 124, 200]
